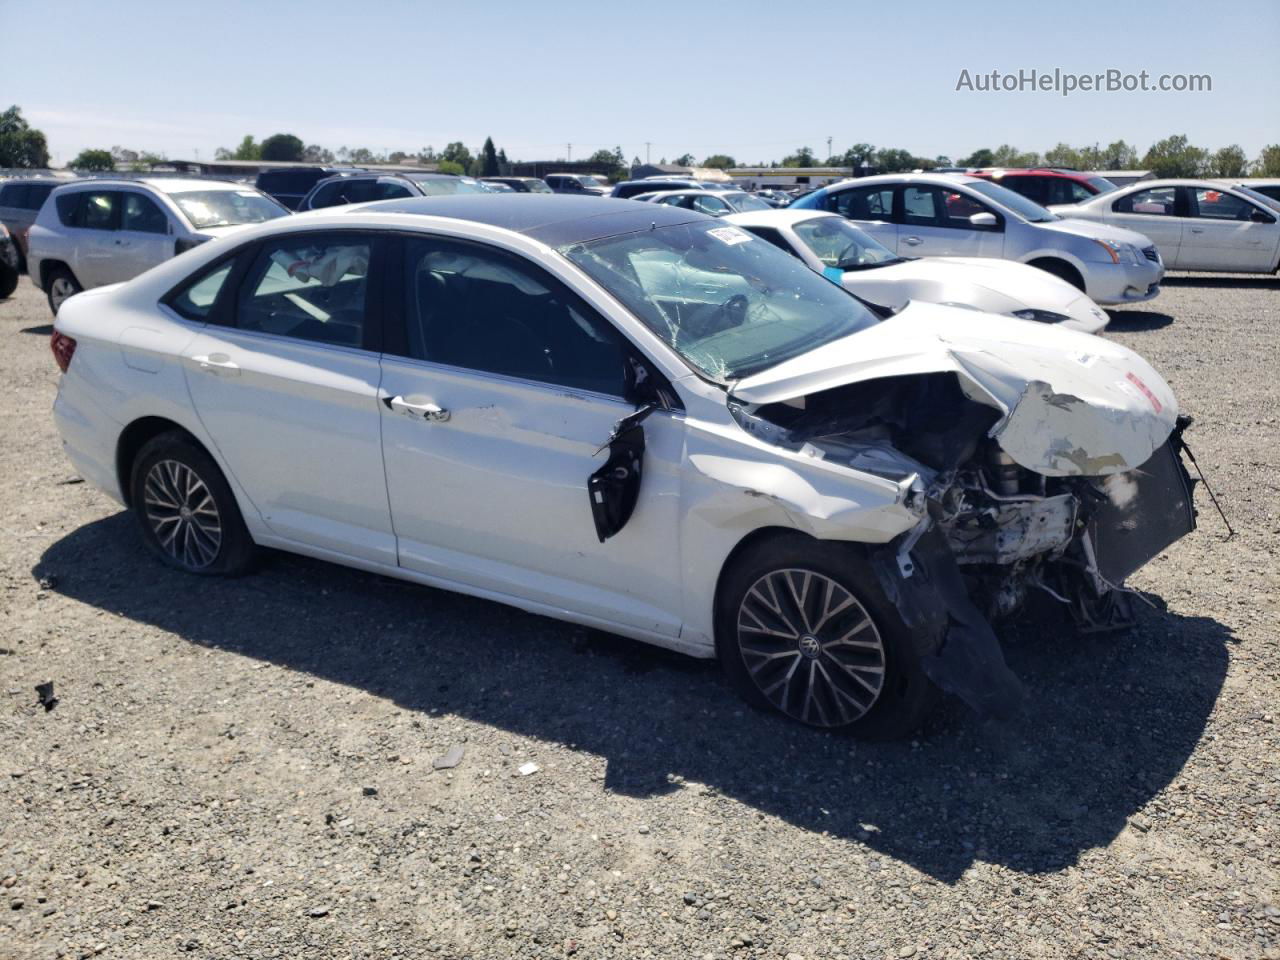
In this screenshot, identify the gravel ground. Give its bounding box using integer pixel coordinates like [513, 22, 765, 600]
[1, 273, 1277, 960]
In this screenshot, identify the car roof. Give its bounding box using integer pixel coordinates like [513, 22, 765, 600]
[52, 177, 247, 194]
[821, 173, 974, 190]
[722, 208, 830, 228]
[970, 167, 1096, 183]
[355, 194, 706, 245]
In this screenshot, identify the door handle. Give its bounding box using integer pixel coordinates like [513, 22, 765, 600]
[190, 354, 240, 376]
[902, 236, 922, 245]
[385, 395, 449, 421]
[114, 239, 132, 246]
[1189, 228, 1205, 234]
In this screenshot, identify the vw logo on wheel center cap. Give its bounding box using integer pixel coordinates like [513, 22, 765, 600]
[798, 635, 821, 659]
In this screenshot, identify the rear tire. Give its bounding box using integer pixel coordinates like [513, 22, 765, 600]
[45, 265, 81, 316]
[716, 533, 940, 738]
[0, 264, 16, 299]
[129, 432, 255, 576]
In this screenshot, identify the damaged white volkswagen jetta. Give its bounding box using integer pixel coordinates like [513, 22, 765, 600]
[50, 195, 1197, 737]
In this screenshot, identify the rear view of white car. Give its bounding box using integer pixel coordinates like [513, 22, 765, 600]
[28, 178, 289, 314]
[725, 209, 1111, 333]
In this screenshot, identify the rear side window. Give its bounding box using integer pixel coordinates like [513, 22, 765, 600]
[308, 180, 351, 209]
[400, 237, 630, 396]
[55, 192, 79, 225]
[236, 235, 371, 348]
[168, 261, 234, 321]
[62, 191, 119, 230]
[27, 183, 55, 209]
[0, 184, 20, 207]
[831, 186, 894, 221]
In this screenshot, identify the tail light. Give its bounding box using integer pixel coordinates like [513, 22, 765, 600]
[51, 331, 77, 373]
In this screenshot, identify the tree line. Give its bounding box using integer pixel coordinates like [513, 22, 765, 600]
[3, 106, 1278, 181]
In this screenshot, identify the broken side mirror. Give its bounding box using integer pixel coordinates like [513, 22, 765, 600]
[588, 404, 656, 542]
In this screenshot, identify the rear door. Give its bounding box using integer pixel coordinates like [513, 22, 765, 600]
[1183, 187, 1279, 272]
[377, 234, 685, 635]
[67, 189, 123, 288]
[1103, 185, 1184, 266]
[180, 230, 396, 563]
[114, 190, 175, 281]
[826, 184, 898, 250]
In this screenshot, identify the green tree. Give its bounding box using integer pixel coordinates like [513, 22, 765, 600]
[440, 142, 473, 170]
[436, 159, 465, 176]
[673, 153, 696, 166]
[1210, 144, 1248, 178]
[833, 142, 876, 169]
[1142, 135, 1209, 177]
[1255, 144, 1280, 177]
[1043, 143, 1082, 168]
[874, 148, 923, 173]
[260, 133, 304, 162]
[303, 144, 334, 163]
[215, 135, 262, 161]
[781, 147, 815, 167]
[989, 144, 1042, 168]
[480, 137, 500, 176]
[0, 105, 50, 168]
[70, 149, 115, 171]
[957, 147, 994, 167]
[586, 147, 624, 174]
[702, 154, 736, 169]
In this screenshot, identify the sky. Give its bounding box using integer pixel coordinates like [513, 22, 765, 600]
[3, 0, 1277, 168]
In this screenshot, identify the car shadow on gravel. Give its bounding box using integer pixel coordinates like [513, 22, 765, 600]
[21, 323, 53, 335]
[1160, 276, 1280, 289]
[1104, 310, 1174, 332]
[36, 513, 1232, 884]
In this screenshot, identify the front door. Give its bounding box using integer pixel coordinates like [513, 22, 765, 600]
[180, 231, 396, 564]
[896, 186, 1005, 258]
[1183, 187, 1280, 272]
[378, 234, 685, 636]
[113, 191, 174, 282]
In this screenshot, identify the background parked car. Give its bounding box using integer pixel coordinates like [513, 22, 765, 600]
[754, 189, 794, 208]
[0, 223, 18, 298]
[611, 178, 704, 199]
[0, 177, 62, 271]
[481, 177, 552, 193]
[255, 166, 366, 210]
[966, 168, 1118, 206]
[633, 189, 772, 216]
[725, 208, 1110, 333]
[300, 173, 488, 210]
[544, 173, 610, 196]
[1050, 179, 1280, 274]
[1229, 179, 1280, 204]
[28, 178, 289, 314]
[793, 173, 1163, 305]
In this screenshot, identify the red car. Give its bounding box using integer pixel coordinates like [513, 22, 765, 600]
[966, 168, 1118, 206]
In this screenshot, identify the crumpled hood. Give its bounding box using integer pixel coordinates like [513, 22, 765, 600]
[731, 301, 1177, 477]
[1034, 216, 1154, 247]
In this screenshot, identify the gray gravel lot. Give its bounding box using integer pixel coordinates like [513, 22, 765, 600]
[1, 273, 1277, 960]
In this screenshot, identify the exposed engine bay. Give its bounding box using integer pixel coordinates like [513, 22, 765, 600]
[728, 371, 1198, 715]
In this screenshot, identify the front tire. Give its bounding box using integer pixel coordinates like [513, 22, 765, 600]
[129, 432, 255, 576]
[716, 534, 940, 738]
[0, 264, 16, 299]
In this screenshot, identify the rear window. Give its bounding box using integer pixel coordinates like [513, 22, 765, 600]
[0, 183, 20, 206]
[257, 170, 326, 195]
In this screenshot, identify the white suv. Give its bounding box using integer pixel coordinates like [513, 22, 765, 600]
[28, 178, 288, 314]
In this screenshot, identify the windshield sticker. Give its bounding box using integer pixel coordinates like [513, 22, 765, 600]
[708, 226, 752, 246]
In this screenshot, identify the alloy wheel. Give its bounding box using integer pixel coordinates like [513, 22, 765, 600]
[142, 459, 223, 569]
[736, 568, 886, 727]
[50, 277, 77, 312]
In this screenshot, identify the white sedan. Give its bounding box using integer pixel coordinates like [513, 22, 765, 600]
[1049, 179, 1280, 273]
[725, 209, 1110, 333]
[630, 189, 774, 216]
[50, 195, 1196, 736]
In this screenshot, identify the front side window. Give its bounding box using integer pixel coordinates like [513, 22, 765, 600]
[961, 179, 1057, 222]
[831, 186, 894, 221]
[724, 193, 771, 212]
[940, 190, 997, 229]
[1190, 189, 1254, 221]
[527, 179, 552, 193]
[402, 238, 630, 396]
[236, 235, 370, 347]
[1114, 187, 1177, 216]
[563, 221, 880, 382]
[691, 195, 730, 216]
[122, 193, 170, 234]
[308, 180, 351, 209]
[792, 217, 900, 270]
[173, 190, 287, 229]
